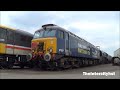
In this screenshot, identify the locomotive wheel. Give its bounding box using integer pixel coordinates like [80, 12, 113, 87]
[78, 60, 83, 67]
[93, 60, 97, 65]
[64, 60, 72, 69]
[27, 61, 34, 68]
[29, 65, 34, 68]
[72, 61, 79, 68]
[85, 59, 89, 66]
[7, 59, 14, 69]
[7, 62, 14, 69]
[89, 60, 93, 66]
[47, 62, 56, 71]
[20, 64, 25, 69]
[56, 60, 65, 70]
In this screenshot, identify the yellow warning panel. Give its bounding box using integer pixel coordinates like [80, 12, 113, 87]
[0, 43, 6, 54]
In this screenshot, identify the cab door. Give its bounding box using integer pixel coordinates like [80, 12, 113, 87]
[6, 29, 14, 54]
[65, 32, 69, 56]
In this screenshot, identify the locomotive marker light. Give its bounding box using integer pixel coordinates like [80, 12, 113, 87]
[49, 48, 53, 53]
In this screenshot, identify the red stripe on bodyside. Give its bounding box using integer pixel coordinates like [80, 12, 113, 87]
[6, 45, 31, 51]
[6, 45, 14, 48]
[14, 47, 31, 51]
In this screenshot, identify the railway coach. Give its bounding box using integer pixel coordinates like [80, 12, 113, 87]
[28, 24, 112, 70]
[0, 25, 33, 68]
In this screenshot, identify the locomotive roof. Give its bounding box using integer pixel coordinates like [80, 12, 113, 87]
[0, 25, 16, 30]
[16, 29, 33, 37]
[0, 25, 33, 37]
[38, 24, 98, 49]
[36, 24, 112, 56]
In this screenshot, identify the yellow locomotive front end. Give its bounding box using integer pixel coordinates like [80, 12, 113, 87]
[31, 37, 57, 61]
[28, 24, 58, 66]
[0, 43, 6, 54]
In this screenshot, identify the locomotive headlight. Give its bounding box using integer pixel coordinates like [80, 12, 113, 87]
[32, 49, 35, 52]
[47, 47, 53, 53]
[49, 48, 53, 53]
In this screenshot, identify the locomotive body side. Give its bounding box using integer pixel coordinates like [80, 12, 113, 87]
[29, 24, 111, 70]
[0, 25, 33, 68]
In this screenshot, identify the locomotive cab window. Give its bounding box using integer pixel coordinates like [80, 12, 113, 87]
[44, 29, 56, 37]
[7, 29, 14, 44]
[34, 30, 44, 39]
[0, 28, 7, 42]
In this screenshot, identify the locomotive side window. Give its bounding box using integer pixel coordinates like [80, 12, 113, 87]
[20, 35, 27, 46]
[0, 28, 7, 42]
[58, 30, 64, 39]
[24, 35, 32, 47]
[7, 29, 14, 44]
[100, 51, 102, 56]
[14, 31, 32, 47]
[65, 32, 69, 40]
[70, 36, 76, 48]
[21, 35, 26, 41]
[65, 32, 69, 50]
[14, 32, 21, 46]
[27, 36, 33, 47]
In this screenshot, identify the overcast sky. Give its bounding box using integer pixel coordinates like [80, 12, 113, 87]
[0, 11, 119, 56]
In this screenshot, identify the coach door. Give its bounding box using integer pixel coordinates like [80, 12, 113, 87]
[6, 29, 14, 54]
[65, 32, 69, 55]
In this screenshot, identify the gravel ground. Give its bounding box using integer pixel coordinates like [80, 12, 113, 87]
[0, 64, 120, 79]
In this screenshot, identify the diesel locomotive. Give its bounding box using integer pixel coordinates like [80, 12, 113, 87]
[28, 24, 112, 70]
[0, 25, 33, 68]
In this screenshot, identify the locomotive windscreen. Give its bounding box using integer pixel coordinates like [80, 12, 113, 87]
[33, 29, 56, 39]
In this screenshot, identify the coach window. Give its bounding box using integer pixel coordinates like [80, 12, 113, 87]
[58, 30, 64, 39]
